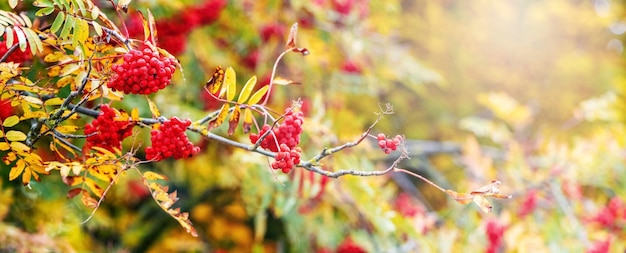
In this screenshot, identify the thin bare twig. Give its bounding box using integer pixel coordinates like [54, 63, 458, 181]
[0, 43, 19, 63]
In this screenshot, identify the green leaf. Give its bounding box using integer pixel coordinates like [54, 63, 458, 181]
[3, 115, 19, 127]
[92, 21, 102, 36]
[90, 5, 100, 19]
[6, 27, 14, 48]
[6, 130, 27, 142]
[74, 0, 86, 16]
[59, 14, 74, 39]
[224, 67, 236, 101]
[23, 28, 42, 55]
[50, 11, 65, 34]
[35, 7, 55, 16]
[34, 0, 54, 7]
[247, 85, 269, 105]
[9, 0, 18, 9]
[237, 75, 257, 104]
[14, 27, 27, 52]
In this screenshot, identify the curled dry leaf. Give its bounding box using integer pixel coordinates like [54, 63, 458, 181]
[446, 180, 512, 213]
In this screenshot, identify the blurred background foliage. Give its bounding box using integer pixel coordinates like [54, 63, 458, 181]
[2, 0, 626, 252]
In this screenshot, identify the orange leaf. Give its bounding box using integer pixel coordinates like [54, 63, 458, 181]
[21, 168, 31, 186]
[81, 191, 98, 208]
[9, 159, 25, 181]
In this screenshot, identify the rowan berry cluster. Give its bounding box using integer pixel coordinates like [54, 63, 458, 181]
[249, 109, 304, 173]
[126, 0, 226, 55]
[376, 133, 403, 154]
[272, 144, 302, 173]
[84, 105, 134, 152]
[145, 117, 200, 161]
[0, 41, 32, 63]
[108, 48, 176, 94]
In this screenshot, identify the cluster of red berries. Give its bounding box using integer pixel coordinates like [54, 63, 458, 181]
[145, 117, 200, 161]
[108, 48, 176, 95]
[249, 110, 304, 173]
[126, 0, 226, 55]
[0, 40, 32, 63]
[376, 133, 403, 154]
[517, 190, 538, 217]
[586, 197, 626, 232]
[84, 105, 134, 152]
[485, 220, 506, 253]
[272, 144, 302, 173]
[0, 99, 13, 121]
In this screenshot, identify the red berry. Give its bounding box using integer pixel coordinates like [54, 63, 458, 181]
[376, 133, 386, 141]
[145, 117, 200, 161]
[84, 105, 135, 152]
[108, 49, 176, 94]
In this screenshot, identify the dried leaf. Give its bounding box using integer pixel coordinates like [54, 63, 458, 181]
[118, 0, 132, 12]
[227, 105, 241, 135]
[286, 23, 298, 49]
[81, 191, 98, 208]
[205, 66, 224, 96]
[445, 189, 473, 205]
[473, 195, 493, 213]
[67, 188, 84, 199]
[208, 103, 230, 130]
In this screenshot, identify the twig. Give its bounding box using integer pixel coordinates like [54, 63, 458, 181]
[0, 43, 19, 63]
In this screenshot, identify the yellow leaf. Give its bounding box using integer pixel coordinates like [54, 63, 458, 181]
[143, 171, 168, 181]
[10, 141, 30, 152]
[60, 64, 80, 77]
[224, 67, 236, 101]
[147, 97, 160, 118]
[9, 160, 25, 181]
[43, 97, 64, 106]
[247, 85, 269, 105]
[44, 52, 68, 63]
[3, 115, 19, 127]
[131, 107, 139, 121]
[55, 125, 79, 133]
[0, 142, 9, 151]
[242, 108, 253, 133]
[60, 163, 70, 178]
[228, 105, 240, 135]
[22, 96, 43, 106]
[237, 75, 257, 104]
[74, 71, 87, 89]
[6, 131, 27, 142]
[209, 104, 230, 130]
[85, 179, 104, 198]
